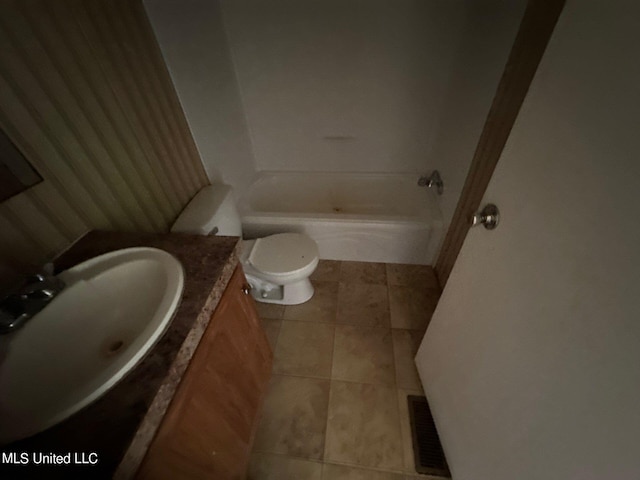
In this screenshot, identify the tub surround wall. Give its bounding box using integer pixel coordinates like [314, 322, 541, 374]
[2, 231, 241, 479]
[0, 0, 208, 271]
[221, 0, 467, 173]
[141, 0, 526, 248]
[143, 0, 256, 198]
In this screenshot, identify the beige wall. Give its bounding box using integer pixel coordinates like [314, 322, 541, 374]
[220, 0, 468, 173]
[0, 0, 208, 281]
[430, 0, 526, 226]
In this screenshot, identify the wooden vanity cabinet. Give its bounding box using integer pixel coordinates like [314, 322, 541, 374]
[136, 265, 272, 480]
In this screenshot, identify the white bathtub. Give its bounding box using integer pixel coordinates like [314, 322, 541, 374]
[239, 172, 444, 265]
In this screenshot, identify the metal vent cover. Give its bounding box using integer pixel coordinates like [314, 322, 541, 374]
[407, 395, 451, 477]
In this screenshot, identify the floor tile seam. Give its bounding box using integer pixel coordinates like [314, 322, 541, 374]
[311, 276, 341, 282]
[251, 450, 419, 477]
[336, 280, 389, 287]
[320, 458, 408, 476]
[271, 371, 398, 388]
[335, 322, 394, 330]
[386, 277, 412, 288]
[259, 315, 285, 321]
[387, 280, 395, 328]
[390, 314, 401, 395]
[279, 317, 338, 326]
[385, 263, 392, 286]
[250, 449, 324, 464]
[322, 323, 337, 460]
[390, 326, 427, 334]
[328, 376, 399, 389]
[311, 278, 338, 284]
[330, 373, 397, 388]
[273, 333, 411, 380]
[391, 326, 427, 333]
[322, 368, 334, 464]
[337, 261, 347, 288]
[328, 318, 338, 383]
[321, 459, 437, 479]
[270, 370, 333, 381]
[333, 318, 393, 327]
[322, 452, 407, 475]
[270, 321, 283, 354]
[390, 328, 424, 391]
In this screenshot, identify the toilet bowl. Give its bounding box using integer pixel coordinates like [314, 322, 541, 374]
[171, 185, 319, 305]
[241, 233, 318, 304]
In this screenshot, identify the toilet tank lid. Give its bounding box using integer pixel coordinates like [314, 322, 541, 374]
[171, 185, 233, 235]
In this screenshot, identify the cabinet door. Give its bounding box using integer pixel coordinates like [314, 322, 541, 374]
[137, 266, 273, 480]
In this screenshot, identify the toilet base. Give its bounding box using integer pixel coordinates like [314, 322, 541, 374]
[245, 275, 315, 305]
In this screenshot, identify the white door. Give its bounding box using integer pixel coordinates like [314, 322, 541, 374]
[416, 2, 640, 479]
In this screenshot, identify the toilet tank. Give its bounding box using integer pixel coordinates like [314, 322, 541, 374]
[171, 185, 242, 236]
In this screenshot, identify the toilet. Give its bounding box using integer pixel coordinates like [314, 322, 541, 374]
[171, 185, 319, 305]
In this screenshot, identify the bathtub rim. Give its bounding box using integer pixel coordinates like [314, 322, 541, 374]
[239, 170, 443, 224]
[242, 211, 441, 227]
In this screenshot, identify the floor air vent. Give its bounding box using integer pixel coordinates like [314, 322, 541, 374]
[407, 395, 450, 477]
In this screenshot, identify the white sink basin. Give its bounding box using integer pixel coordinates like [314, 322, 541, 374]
[0, 247, 184, 445]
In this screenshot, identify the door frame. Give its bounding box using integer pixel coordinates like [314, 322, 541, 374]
[435, 0, 566, 286]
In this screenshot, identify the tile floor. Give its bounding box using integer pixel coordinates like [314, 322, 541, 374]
[249, 260, 445, 480]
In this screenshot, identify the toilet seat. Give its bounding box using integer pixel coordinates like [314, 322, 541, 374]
[247, 233, 318, 277]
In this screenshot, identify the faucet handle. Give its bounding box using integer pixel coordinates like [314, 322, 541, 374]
[418, 170, 444, 195]
[20, 269, 64, 296]
[24, 288, 55, 300]
[25, 263, 57, 283]
[26, 273, 46, 283]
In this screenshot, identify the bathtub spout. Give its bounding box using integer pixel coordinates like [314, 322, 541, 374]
[418, 170, 444, 195]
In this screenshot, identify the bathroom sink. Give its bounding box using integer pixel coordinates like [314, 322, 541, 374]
[0, 247, 184, 445]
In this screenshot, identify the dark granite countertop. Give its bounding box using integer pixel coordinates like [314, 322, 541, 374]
[0, 231, 241, 479]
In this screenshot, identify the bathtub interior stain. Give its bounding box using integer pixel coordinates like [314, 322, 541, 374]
[242, 172, 439, 265]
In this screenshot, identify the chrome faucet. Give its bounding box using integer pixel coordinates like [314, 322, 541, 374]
[418, 170, 444, 195]
[0, 269, 65, 334]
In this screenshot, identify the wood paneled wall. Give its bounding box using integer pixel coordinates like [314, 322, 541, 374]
[0, 0, 208, 269]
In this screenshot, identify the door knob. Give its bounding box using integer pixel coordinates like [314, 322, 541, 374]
[471, 204, 500, 230]
[241, 283, 252, 295]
